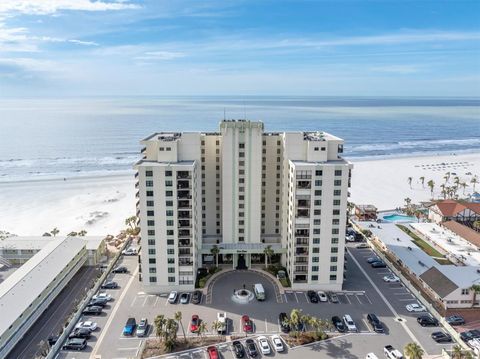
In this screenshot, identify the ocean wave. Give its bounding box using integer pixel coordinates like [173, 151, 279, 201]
[349, 138, 480, 153]
[0, 155, 140, 168]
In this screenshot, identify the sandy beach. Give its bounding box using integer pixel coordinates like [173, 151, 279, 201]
[0, 152, 479, 237]
[349, 152, 480, 210]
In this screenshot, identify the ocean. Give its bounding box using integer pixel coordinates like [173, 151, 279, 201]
[0, 96, 479, 182]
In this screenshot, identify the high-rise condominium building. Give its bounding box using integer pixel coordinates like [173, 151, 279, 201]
[135, 120, 352, 292]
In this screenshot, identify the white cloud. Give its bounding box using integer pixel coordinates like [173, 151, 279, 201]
[369, 65, 424, 74]
[135, 51, 186, 61]
[0, 0, 139, 15]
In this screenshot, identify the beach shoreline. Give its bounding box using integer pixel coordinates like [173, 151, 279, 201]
[1, 151, 479, 237]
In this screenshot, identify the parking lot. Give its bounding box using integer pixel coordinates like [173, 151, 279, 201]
[58, 242, 456, 359]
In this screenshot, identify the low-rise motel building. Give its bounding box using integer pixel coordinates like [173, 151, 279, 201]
[0, 236, 87, 357]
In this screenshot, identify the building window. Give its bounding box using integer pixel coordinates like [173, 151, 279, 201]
[146, 170, 153, 177]
[330, 275, 337, 281]
[165, 180, 173, 186]
[168, 267, 175, 273]
[149, 258, 156, 264]
[147, 220, 155, 226]
[147, 210, 154, 216]
[167, 230, 174, 235]
[165, 171, 172, 176]
[332, 209, 340, 215]
[166, 200, 173, 206]
[312, 247, 319, 253]
[331, 256, 338, 262]
[166, 220, 174, 226]
[312, 266, 319, 272]
[334, 180, 342, 186]
[333, 199, 341, 206]
[166, 147, 171, 151]
[168, 277, 175, 283]
[148, 230, 155, 235]
[166, 210, 174, 216]
[150, 276, 157, 283]
[315, 190, 322, 196]
[148, 248, 156, 255]
[312, 257, 319, 262]
[315, 170, 323, 176]
[146, 190, 154, 197]
[331, 247, 338, 253]
[313, 238, 320, 244]
[311, 275, 318, 280]
[146, 180, 153, 187]
[331, 237, 339, 244]
[148, 239, 155, 245]
[149, 268, 156, 273]
[147, 200, 154, 206]
[332, 219, 340, 225]
[462, 289, 470, 295]
[167, 249, 174, 255]
[332, 228, 339, 234]
[334, 190, 341, 196]
[314, 147, 319, 151]
[168, 258, 175, 264]
[165, 190, 173, 197]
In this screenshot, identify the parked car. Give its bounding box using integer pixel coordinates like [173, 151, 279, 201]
[207, 346, 219, 359]
[343, 314, 358, 332]
[279, 312, 290, 333]
[332, 316, 347, 332]
[417, 315, 439, 327]
[112, 266, 128, 273]
[317, 291, 328, 302]
[405, 303, 426, 312]
[82, 305, 102, 316]
[383, 275, 400, 283]
[431, 331, 452, 343]
[384, 345, 403, 359]
[242, 315, 253, 333]
[217, 312, 227, 334]
[366, 353, 379, 359]
[367, 313, 384, 333]
[307, 290, 319, 303]
[232, 340, 245, 358]
[367, 257, 380, 264]
[245, 338, 258, 357]
[327, 292, 339, 303]
[123, 318, 136, 336]
[371, 261, 387, 268]
[69, 328, 91, 339]
[168, 291, 178, 304]
[88, 298, 108, 307]
[75, 321, 97, 332]
[122, 247, 137, 255]
[257, 336, 271, 355]
[446, 315, 465, 326]
[63, 338, 87, 351]
[180, 292, 190, 304]
[190, 315, 200, 333]
[271, 335, 284, 352]
[101, 280, 118, 289]
[461, 330, 480, 342]
[356, 243, 369, 249]
[136, 318, 148, 337]
[191, 290, 202, 304]
[93, 292, 112, 301]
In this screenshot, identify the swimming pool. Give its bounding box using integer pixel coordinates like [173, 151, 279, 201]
[382, 214, 416, 222]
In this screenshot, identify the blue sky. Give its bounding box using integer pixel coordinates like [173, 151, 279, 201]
[0, 0, 479, 97]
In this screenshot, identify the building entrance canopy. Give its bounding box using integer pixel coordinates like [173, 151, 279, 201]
[201, 242, 285, 254]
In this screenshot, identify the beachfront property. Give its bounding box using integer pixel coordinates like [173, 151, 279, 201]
[428, 199, 480, 224]
[134, 120, 352, 292]
[355, 220, 480, 312]
[0, 236, 87, 357]
[0, 236, 106, 266]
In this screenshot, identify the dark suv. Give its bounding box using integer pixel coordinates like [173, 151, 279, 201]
[367, 313, 384, 333]
[307, 290, 319, 303]
[417, 315, 439, 327]
[63, 338, 87, 351]
[69, 328, 91, 339]
[245, 338, 258, 357]
[331, 316, 346, 332]
[232, 340, 245, 358]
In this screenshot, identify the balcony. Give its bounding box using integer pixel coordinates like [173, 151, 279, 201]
[178, 212, 191, 219]
[179, 251, 193, 257]
[296, 209, 310, 218]
[178, 230, 191, 237]
[179, 240, 192, 247]
[141, 147, 146, 154]
[179, 259, 193, 266]
[296, 174, 311, 179]
[297, 200, 310, 208]
[177, 181, 191, 190]
[295, 230, 309, 237]
[177, 192, 191, 199]
[178, 220, 191, 228]
[135, 191, 139, 199]
[177, 171, 191, 179]
[178, 201, 191, 209]
[294, 268, 308, 274]
[296, 248, 309, 256]
[296, 181, 311, 189]
[135, 182, 139, 189]
[135, 172, 139, 178]
[296, 238, 308, 245]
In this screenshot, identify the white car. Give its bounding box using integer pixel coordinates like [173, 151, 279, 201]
[216, 312, 227, 333]
[406, 303, 426, 312]
[168, 291, 178, 304]
[92, 292, 112, 301]
[383, 275, 400, 283]
[122, 247, 137, 255]
[342, 314, 358, 332]
[317, 291, 328, 302]
[257, 336, 271, 355]
[75, 321, 97, 331]
[366, 353, 379, 359]
[270, 335, 284, 352]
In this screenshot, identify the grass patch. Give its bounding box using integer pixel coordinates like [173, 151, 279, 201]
[196, 267, 222, 288]
[396, 224, 453, 265]
[282, 331, 329, 347]
[263, 264, 291, 287]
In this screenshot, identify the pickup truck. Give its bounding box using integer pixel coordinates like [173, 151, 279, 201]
[384, 345, 403, 359]
[217, 312, 227, 334]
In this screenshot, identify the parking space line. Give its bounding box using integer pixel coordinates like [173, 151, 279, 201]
[355, 295, 362, 304]
[362, 318, 370, 331]
[364, 293, 372, 304]
[304, 292, 309, 302]
[142, 296, 148, 307]
[294, 292, 299, 303]
[398, 298, 415, 301]
[344, 294, 351, 304]
[284, 294, 288, 303]
[155, 296, 159, 306]
[130, 296, 138, 307]
[265, 318, 268, 332]
[392, 292, 412, 296]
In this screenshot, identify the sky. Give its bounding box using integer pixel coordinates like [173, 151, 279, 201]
[0, 0, 479, 97]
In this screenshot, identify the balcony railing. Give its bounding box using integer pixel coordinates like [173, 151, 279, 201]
[297, 200, 310, 208]
[177, 172, 191, 179]
[135, 172, 139, 178]
[177, 193, 191, 199]
[178, 202, 191, 209]
[296, 181, 311, 189]
[295, 231, 310, 237]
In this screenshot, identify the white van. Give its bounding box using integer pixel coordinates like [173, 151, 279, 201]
[253, 284, 265, 301]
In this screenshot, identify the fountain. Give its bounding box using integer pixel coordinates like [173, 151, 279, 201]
[231, 288, 255, 304]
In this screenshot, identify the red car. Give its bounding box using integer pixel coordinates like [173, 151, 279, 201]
[207, 346, 219, 359]
[242, 315, 253, 333]
[190, 315, 199, 333]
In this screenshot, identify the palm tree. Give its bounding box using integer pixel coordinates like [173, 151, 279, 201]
[407, 177, 413, 189]
[404, 198, 412, 214]
[50, 227, 59, 237]
[419, 176, 425, 188]
[211, 320, 223, 337]
[427, 180, 435, 198]
[471, 176, 478, 192]
[210, 245, 220, 268]
[289, 308, 302, 337]
[67, 231, 78, 237]
[78, 230, 87, 236]
[451, 345, 463, 359]
[474, 220, 480, 232]
[470, 284, 480, 307]
[165, 318, 178, 342]
[154, 314, 166, 339]
[263, 245, 274, 268]
[461, 182, 468, 195]
[174, 311, 186, 342]
[163, 338, 175, 353]
[197, 321, 208, 342]
[125, 215, 139, 236]
[404, 342, 424, 359]
[445, 171, 451, 183]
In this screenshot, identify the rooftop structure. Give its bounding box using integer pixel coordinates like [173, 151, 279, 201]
[441, 221, 480, 249]
[428, 199, 480, 224]
[0, 236, 87, 356]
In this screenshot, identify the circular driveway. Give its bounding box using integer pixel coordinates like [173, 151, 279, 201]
[207, 270, 281, 305]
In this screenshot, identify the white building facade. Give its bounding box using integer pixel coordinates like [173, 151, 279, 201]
[135, 120, 352, 292]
